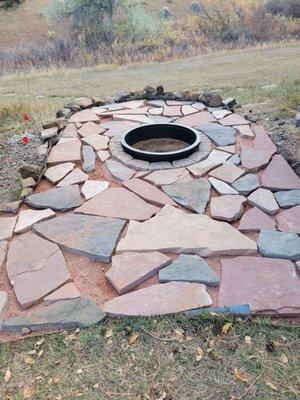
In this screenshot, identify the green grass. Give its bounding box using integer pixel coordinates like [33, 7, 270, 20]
[1, 315, 299, 400]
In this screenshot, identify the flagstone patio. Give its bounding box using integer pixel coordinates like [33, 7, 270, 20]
[1, 96, 300, 337]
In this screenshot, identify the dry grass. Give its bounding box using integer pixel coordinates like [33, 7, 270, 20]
[0, 315, 299, 400]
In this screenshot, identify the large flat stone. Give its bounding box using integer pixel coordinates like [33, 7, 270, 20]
[162, 178, 211, 213]
[82, 134, 109, 151]
[159, 255, 219, 286]
[1, 298, 106, 332]
[75, 187, 159, 221]
[219, 114, 249, 126]
[218, 256, 300, 316]
[261, 154, 300, 191]
[82, 145, 96, 173]
[209, 177, 238, 195]
[0, 241, 8, 268]
[0, 216, 17, 241]
[44, 162, 75, 184]
[232, 173, 259, 195]
[163, 106, 182, 117]
[6, 232, 70, 308]
[0, 291, 8, 323]
[78, 122, 106, 137]
[113, 114, 153, 124]
[69, 109, 100, 123]
[47, 139, 82, 165]
[44, 283, 81, 305]
[123, 178, 177, 207]
[274, 190, 300, 209]
[197, 123, 236, 146]
[248, 188, 279, 215]
[102, 120, 139, 138]
[81, 180, 109, 200]
[106, 159, 135, 181]
[144, 168, 191, 186]
[209, 162, 245, 184]
[234, 125, 254, 138]
[103, 282, 212, 317]
[258, 229, 300, 261]
[106, 252, 172, 294]
[61, 123, 78, 138]
[175, 112, 216, 127]
[276, 205, 300, 234]
[57, 169, 88, 187]
[33, 214, 125, 262]
[117, 206, 257, 256]
[14, 208, 56, 234]
[239, 207, 276, 232]
[210, 195, 246, 222]
[187, 150, 230, 177]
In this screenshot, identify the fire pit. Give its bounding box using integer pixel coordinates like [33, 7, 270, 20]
[120, 123, 201, 162]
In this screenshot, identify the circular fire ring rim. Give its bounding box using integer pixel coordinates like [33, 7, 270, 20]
[120, 123, 202, 162]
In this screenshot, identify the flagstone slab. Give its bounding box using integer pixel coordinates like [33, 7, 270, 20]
[258, 230, 300, 261]
[97, 150, 110, 162]
[0, 241, 8, 268]
[228, 154, 240, 165]
[219, 114, 249, 126]
[47, 139, 82, 165]
[161, 178, 211, 214]
[33, 214, 125, 262]
[117, 206, 257, 256]
[216, 145, 236, 154]
[274, 190, 300, 209]
[44, 283, 81, 305]
[239, 207, 276, 232]
[212, 109, 232, 119]
[163, 106, 182, 117]
[81, 180, 109, 200]
[57, 168, 88, 187]
[248, 188, 279, 215]
[113, 114, 153, 124]
[187, 150, 231, 177]
[209, 162, 245, 184]
[0, 216, 17, 241]
[210, 195, 247, 222]
[176, 112, 216, 127]
[121, 100, 146, 109]
[82, 134, 109, 151]
[41, 126, 58, 140]
[192, 102, 206, 110]
[0, 291, 8, 323]
[150, 116, 174, 124]
[148, 107, 164, 115]
[25, 185, 82, 211]
[197, 123, 236, 146]
[103, 282, 212, 317]
[261, 154, 300, 191]
[234, 125, 254, 138]
[69, 109, 100, 123]
[159, 254, 220, 286]
[147, 100, 166, 108]
[209, 177, 238, 195]
[106, 159, 135, 181]
[106, 252, 172, 294]
[276, 206, 300, 234]
[78, 122, 106, 137]
[232, 173, 259, 195]
[1, 297, 106, 332]
[61, 123, 78, 138]
[82, 145, 96, 173]
[6, 232, 70, 308]
[182, 105, 199, 115]
[14, 209, 56, 234]
[218, 256, 300, 315]
[44, 162, 75, 184]
[105, 107, 150, 116]
[123, 178, 177, 207]
[75, 187, 159, 221]
[144, 168, 191, 186]
[101, 121, 139, 138]
[240, 125, 276, 172]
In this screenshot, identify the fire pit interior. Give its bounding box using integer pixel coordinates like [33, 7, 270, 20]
[120, 123, 201, 162]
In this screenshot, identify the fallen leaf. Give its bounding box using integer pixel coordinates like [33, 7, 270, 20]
[25, 357, 35, 366]
[104, 328, 113, 339]
[234, 368, 248, 383]
[38, 350, 44, 358]
[245, 336, 252, 346]
[195, 346, 203, 361]
[280, 354, 288, 364]
[265, 381, 278, 391]
[4, 369, 11, 383]
[129, 332, 139, 345]
[222, 322, 233, 335]
[23, 386, 35, 399]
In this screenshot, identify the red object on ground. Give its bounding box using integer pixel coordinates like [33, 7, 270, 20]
[21, 136, 29, 144]
[22, 114, 30, 122]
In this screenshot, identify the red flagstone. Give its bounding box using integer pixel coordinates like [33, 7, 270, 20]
[47, 139, 82, 165]
[44, 283, 81, 305]
[103, 121, 139, 138]
[44, 162, 75, 184]
[209, 162, 245, 184]
[276, 205, 300, 234]
[82, 134, 109, 151]
[78, 122, 106, 137]
[182, 105, 198, 115]
[219, 114, 249, 126]
[261, 154, 300, 191]
[148, 107, 163, 115]
[57, 168, 88, 187]
[0, 241, 8, 268]
[210, 195, 247, 222]
[234, 125, 254, 138]
[123, 178, 177, 207]
[248, 188, 279, 215]
[175, 111, 216, 127]
[69, 109, 100, 123]
[113, 114, 153, 124]
[0, 216, 17, 241]
[218, 257, 300, 316]
[239, 207, 276, 232]
[144, 168, 191, 186]
[163, 106, 182, 117]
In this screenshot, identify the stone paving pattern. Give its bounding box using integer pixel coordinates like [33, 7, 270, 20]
[1, 99, 300, 334]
